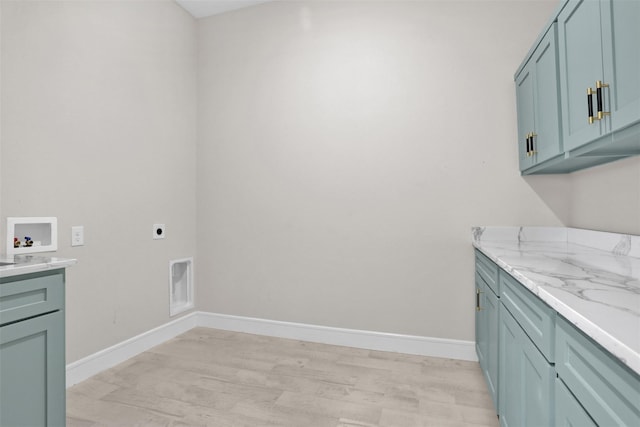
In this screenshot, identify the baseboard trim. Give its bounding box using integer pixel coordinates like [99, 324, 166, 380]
[67, 311, 476, 387]
[198, 312, 477, 362]
[66, 312, 198, 387]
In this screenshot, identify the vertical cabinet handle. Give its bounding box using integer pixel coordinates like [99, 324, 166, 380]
[525, 132, 537, 157]
[476, 288, 483, 311]
[530, 132, 537, 156]
[587, 87, 595, 124]
[596, 80, 610, 120]
[588, 81, 610, 123]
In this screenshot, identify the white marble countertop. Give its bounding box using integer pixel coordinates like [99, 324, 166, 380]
[0, 254, 76, 278]
[472, 226, 640, 376]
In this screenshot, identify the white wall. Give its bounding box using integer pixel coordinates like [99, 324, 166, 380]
[0, 0, 198, 363]
[196, 0, 567, 342]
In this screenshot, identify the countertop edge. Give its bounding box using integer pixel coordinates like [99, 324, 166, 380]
[0, 259, 77, 279]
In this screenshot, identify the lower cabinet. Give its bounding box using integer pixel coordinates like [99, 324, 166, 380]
[498, 304, 554, 427]
[0, 270, 66, 427]
[475, 250, 640, 427]
[0, 311, 66, 427]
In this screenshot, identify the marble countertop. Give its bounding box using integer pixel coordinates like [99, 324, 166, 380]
[472, 227, 640, 376]
[0, 254, 76, 278]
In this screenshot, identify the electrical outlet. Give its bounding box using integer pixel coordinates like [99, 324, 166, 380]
[153, 224, 165, 239]
[71, 226, 84, 246]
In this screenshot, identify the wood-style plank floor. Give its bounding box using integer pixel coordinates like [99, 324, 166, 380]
[67, 327, 499, 427]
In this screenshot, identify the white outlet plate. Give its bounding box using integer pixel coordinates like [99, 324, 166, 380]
[153, 224, 166, 239]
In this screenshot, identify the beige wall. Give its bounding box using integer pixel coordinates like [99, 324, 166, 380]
[196, 0, 568, 342]
[2, 0, 637, 362]
[568, 157, 640, 234]
[0, 0, 197, 363]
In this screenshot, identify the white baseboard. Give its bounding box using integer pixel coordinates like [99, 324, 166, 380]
[198, 312, 477, 362]
[67, 311, 476, 387]
[66, 312, 198, 387]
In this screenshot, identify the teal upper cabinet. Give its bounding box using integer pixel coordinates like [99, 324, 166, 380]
[516, 24, 563, 172]
[516, 65, 536, 171]
[557, 0, 605, 151]
[558, 0, 640, 154]
[515, 0, 640, 174]
[603, 0, 640, 136]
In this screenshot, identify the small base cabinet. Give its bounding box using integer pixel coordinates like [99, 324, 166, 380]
[0, 270, 66, 427]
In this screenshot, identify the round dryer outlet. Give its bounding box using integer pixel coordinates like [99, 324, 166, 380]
[153, 224, 166, 239]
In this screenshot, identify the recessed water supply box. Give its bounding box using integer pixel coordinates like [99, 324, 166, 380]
[169, 257, 194, 316]
[6, 217, 58, 255]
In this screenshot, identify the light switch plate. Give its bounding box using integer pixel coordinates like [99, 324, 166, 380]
[71, 226, 84, 246]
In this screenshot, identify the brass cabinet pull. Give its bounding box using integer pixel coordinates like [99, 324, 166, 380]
[530, 132, 537, 156]
[587, 87, 595, 124]
[476, 288, 483, 311]
[526, 132, 537, 156]
[596, 80, 610, 120]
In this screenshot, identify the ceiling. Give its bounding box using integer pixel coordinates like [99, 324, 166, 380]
[175, 0, 273, 18]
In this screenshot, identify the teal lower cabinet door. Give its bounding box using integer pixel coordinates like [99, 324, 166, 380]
[476, 273, 489, 371]
[475, 271, 499, 413]
[0, 310, 66, 427]
[555, 378, 596, 427]
[499, 304, 554, 427]
[484, 285, 499, 411]
[555, 316, 640, 426]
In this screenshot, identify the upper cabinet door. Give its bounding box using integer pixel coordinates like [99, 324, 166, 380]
[532, 24, 563, 164]
[602, 0, 640, 133]
[558, 0, 606, 151]
[516, 66, 536, 171]
[515, 24, 562, 172]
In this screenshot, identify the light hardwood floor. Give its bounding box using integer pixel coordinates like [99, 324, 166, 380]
[67, 328, 499, 427]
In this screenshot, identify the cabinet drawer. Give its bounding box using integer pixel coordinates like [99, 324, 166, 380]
[556, 316, 640, 427]
[475, 250, 499, 295]
[0, 270, 64, 326]
[500, 272, 555, 362]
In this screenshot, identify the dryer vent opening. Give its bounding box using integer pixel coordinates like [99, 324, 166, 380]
[169, 258, 193, 316]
